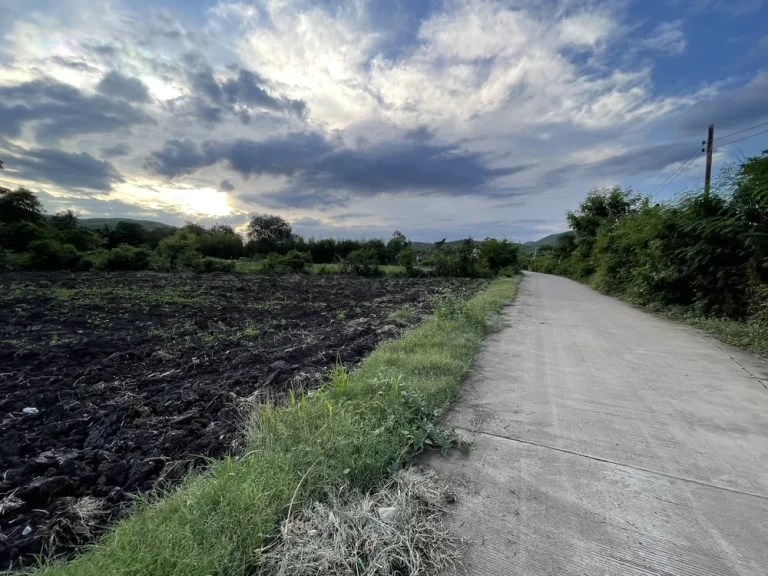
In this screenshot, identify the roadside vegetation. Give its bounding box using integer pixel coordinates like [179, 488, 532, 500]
[528, 150, 768, 354]
[33, 276, 520, 576]
[0, 188, 520, 278]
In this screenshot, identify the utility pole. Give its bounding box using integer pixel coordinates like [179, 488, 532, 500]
[704, 124, 714, 199]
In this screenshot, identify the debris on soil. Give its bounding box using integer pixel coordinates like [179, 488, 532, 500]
[0, 272, 484, 568]
[377, 507, 397, 524]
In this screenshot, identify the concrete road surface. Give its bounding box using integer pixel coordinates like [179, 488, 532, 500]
[425, 272, 768, 576]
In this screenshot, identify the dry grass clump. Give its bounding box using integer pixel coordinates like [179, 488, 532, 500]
[258, 469, 460, 576]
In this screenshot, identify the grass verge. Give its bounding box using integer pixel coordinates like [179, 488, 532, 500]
[34, 276, 521, 576]
[647, 305, 768, 357]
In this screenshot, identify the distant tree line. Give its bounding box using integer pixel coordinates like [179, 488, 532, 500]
[0, 189, 521, 277]
[529, 151, 768, 322]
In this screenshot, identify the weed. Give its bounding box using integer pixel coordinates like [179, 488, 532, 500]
[388, 308, 414, 322]
[336, 311, 346, 322]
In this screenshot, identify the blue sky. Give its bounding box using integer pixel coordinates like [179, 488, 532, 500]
[1, 0, 767, 241]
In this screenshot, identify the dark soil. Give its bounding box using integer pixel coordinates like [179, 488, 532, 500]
[0, 272, 484, 569]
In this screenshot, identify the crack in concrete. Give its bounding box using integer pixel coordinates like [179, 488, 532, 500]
[463, 427, 768, 502]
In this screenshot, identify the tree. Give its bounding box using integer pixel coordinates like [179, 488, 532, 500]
[567, 186, 643, 242]
[308, 238, 337, 263]
[158, 229, 200, 269]
[50, 210, 79, 231]
[0, 187, 44, 224]
[200, 225, 244, 260]
[479, 238, 519, 273]
[102, 221, 148, 248]
[397, 246, 416, 273]
[246, 214, 293, 254]
[387, 230, 409, 263]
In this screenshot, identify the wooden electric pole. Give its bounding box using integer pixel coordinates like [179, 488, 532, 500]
[704, 124, 714, 198]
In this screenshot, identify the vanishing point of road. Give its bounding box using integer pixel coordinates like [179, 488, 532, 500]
[426, 272, 768, 575]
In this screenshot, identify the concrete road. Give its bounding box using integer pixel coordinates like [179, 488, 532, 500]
[425, 272, 768, 575]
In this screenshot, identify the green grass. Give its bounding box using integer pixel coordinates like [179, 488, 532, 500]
[656, 307, 768, 356]
[35, 276, 521, 576]
[51, 286, 203, 306]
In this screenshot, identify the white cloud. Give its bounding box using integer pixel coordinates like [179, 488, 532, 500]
[641, 20, 687, 55]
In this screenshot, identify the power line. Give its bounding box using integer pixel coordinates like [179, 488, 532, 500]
[716, 127, 768, 148]
[652, 150, 703, 198]
[714, 121, 768, 143]
[650, 146, 701, 197]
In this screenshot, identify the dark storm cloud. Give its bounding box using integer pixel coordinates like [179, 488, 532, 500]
[97, 71, 151, 103]
[101, 143, 131, 158]
[0, 78, 155, 142]
[675, 72, 768, 135]
[219, 179, 235, 191]
[2, 144, 123, 191]
[146, 131, 532, 207]
[145, 138, 214, 178]
[181, 52, 307, 123]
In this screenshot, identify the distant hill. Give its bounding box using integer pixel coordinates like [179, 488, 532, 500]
[522, 233, 564, 250]
[410, 239, 482, 253]
[412, 233, 566, 253]
[80, 218, 176, 231]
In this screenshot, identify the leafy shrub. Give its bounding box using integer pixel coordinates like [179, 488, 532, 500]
[283, 249, 311, 273]
[344, 248, 382, 277]
[479, 238, 520, 274]
[28, 240, 80, 270]
[101, 244, 152, 271]
[158, 229, 200, 270]
[76, 256, 95, 271]
[397, 247, 416, 274]
[201, 257, 236, 273]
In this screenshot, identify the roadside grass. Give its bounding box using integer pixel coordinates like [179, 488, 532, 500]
[654, 306, 768, 356]
[34, 276, 521, 576]
[569, 273, 768, 358]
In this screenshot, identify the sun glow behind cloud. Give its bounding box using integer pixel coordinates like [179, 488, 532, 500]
[115, 182, 237, 218]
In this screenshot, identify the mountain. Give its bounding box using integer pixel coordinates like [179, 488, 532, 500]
[80, 218, 176, 231]
[412, 233, 566, 253]
[522, 233, 564, 250]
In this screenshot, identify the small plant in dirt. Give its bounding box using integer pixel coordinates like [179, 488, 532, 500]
[389, 308, 414, 322]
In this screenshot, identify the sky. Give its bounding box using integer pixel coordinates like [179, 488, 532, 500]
[1, 0, 767, 242]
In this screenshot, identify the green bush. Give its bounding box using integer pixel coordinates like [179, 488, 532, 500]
[101, 244, 152, 271]
[479, 238, 520, 274]
[177, 250, 204, 271]
[344, 248, 382, 277]
[397, 246, 416, 274]
[28, 240, 80, 270]
[76, 256, 95, 271]
[201, 257, 236, 273]
[283, 249, 311, 273]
